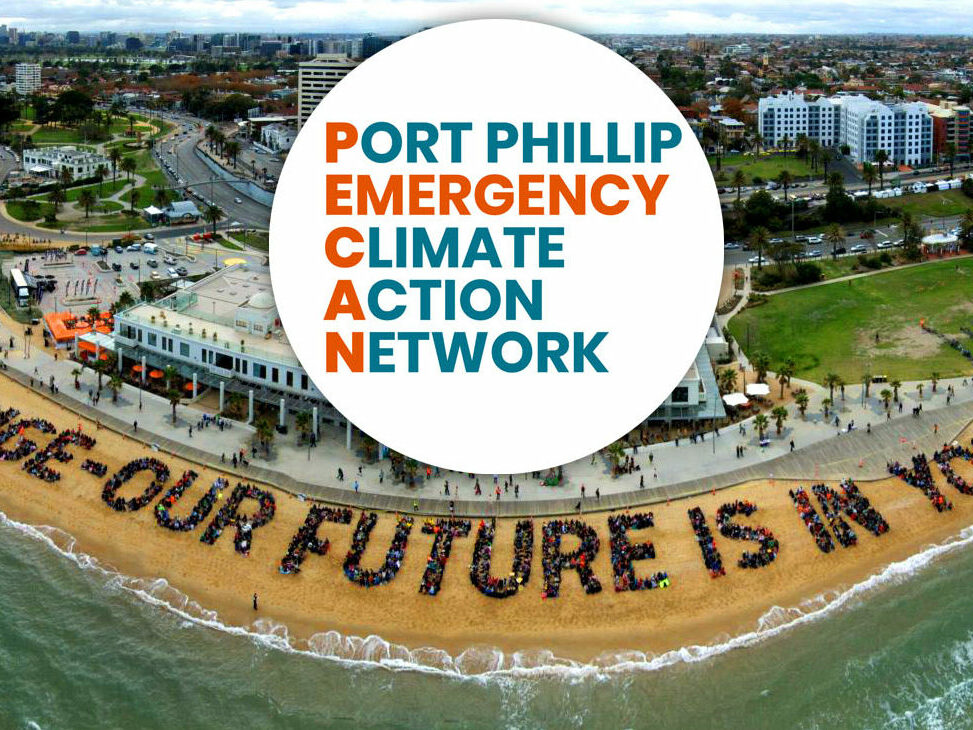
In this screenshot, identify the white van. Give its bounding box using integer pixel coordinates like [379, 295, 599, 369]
[142, 242, 158, 255]
[166, 267, 178, 278]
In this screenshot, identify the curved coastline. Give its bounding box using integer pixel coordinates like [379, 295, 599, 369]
[4, 505, 973, 680]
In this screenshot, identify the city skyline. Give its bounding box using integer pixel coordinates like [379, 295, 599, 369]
[2, 1, 973, 36]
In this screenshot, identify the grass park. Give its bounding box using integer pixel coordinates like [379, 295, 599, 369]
[729, 257, 973, 384]
[711, 152, 818, 185]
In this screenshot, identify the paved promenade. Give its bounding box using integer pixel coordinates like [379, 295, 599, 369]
[1, 312, 971, 517]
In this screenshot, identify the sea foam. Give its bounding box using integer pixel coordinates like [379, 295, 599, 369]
[4, 508, 973, 681]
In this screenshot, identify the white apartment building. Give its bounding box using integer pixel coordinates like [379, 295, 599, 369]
[758, 92, 933, 166]
[836, 95, 933, 166]
[22, 146, 110, 180]
[297, 54, 360, 129]
[260, 123, 297, 152]
[14, 63, 41, 95]
[757, 91, 839, 148]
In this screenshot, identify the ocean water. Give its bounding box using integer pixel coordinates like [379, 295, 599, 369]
[3, 511, 973, 730]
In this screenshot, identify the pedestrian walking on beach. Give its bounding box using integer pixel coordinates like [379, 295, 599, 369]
[252, 593, 258, 611]
[595, 487, 600, 500]
[133, 420, 138, 432]
[640, 475, 645, 489]
[353, 480, 359, 493]
[790, 440, 795, 452]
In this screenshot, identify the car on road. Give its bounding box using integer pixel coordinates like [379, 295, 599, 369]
[147, 259, 159, 268]
[234, 197, 243, 204]
[129, 261, 140, 269]
[807, 236, 823, 244]
[849, 243, 868, 253]
[876, 241, 895, 249]
[723, 242, 742, 250]
[127, 243, 141, 252]
[769, 238, 783, 244]
[805, 249, 823, 258]
[144, 233, 154, 241]
[747, 255, 763, 264]
[834, 246, 847, 255]
[111, 262, 122, 272]
[176, 266, 189, 276]
[74, 248, 87, 256]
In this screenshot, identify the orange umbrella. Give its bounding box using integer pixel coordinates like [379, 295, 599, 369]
[148, 370, 164, 379]
[183, 382, 195, 391]
[132, 365, 144, 373]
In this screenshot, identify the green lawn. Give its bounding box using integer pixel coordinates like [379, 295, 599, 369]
[881, 189, 973, 220]
[38, 214, 153, 233]
[31, 126, 91, 145]
[27, 178, 130, 203]
[712, 153, 817, 185]
[728, 258, 973, 383]
[228, 230, 269, 251]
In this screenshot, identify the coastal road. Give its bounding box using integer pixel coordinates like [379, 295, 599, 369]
[160, 117, 272, 230]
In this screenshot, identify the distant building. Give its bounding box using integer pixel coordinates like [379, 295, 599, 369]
[22, 146, 109, 180]
[164, 200, 202, 223]
[14, 62, 40, 95]
[260, 123, 297, 152]
[836, 95, 933, 166]
[925, 99, 971, 158]
[297, 54, 360, 130]
[757, 91, 839, 148]
[65, 31, 80, 44]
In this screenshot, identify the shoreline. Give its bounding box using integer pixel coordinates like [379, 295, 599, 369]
[3, 379, 973, 668]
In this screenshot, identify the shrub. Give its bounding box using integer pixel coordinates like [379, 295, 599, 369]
[792, 261, 823, 285]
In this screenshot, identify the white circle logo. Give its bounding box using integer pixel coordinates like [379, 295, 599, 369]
[270, 19, 723, 475]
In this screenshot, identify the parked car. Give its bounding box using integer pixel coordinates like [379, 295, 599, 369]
[144, 232, 155, 241]
[147, 259, 159, 268]
[806, 249, 823, 258]
[849, 243, 868, 253]
[74, 248, 87, 256]
[806, 236, 823, 245]
[234, 197, 243, 204]
[176, 266, 189, 276]
[876, 241, 895, 250]
[163, 255, 176, 265]
[127, 243, 141, 252]
[723, 242, 742, 250]
[769, 238, 783, 244]
[166, 267, 178, 277]
[111, 262, 122, 271]
[114, 245, 124, 254]
[151, 271, 161, 279]
[747, 255, 763, 264]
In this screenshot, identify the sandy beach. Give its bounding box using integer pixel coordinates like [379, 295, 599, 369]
[2, 376, 973, 664]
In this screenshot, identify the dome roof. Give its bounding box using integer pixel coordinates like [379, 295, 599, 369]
[247, 291, 275, 310]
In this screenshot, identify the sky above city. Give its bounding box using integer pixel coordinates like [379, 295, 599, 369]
[2, 0, 973, 35]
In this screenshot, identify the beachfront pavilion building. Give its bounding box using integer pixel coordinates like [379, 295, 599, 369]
[112, 263, 354, 447]
[22, 146, 111, 181]
[646, 321, 728, 426]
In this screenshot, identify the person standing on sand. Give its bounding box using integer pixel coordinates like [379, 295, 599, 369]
[252, 593, 258, 611]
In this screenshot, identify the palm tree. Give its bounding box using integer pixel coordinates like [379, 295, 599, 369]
[71, 367, 81, 389]
[822, 397, 833, 418]
[225, 140, 240, 168]
[95, 164, 108, 195]
[116, 290, 135, 310]
[771, 405, 788, 435]
[295, 411, 312, 444]
[862, 372, 873, 399]
[825, 222, 844, 261]
[794, 389, 810, 419]
[880, 389, 892, 413]
[777, 361, 795, 397]
[167, 388, 181, 425]
[874, 149, 889, 190]
[128, 188, 141, 215]
[780, 135, 791, 157]
[777, 169, 793, 201]
[255, 415, 275, 456]
[163, 364, 177, 391]
[153, 188, 170, 210]
[754, 413, 769, 440]
[891, 379, 902, 403]
[204, 204, 223, 236]
[945, 142, 957, 179]
[120, 156, 137, 183]
[78, 189, 97, 219]
[48, 185, 66, 214]
[824, 372, 840, 402]
[862, 163, 877, 196]
[718, 367, 738, 394]
[917, 383, 924, 400]
[109, 147, 122, 184]
[931, 372, 940, 393]
[732, 169, 746, 202]
[749, 226, 770, 268]
[108, 372, 123, 403]
[605, 441, 625, 477]
[752, 352, 771, 383]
